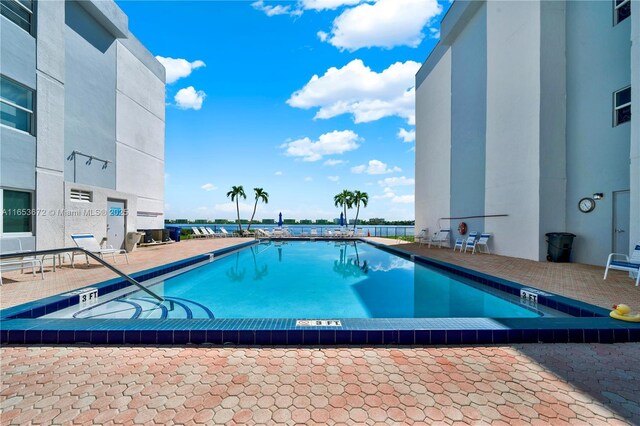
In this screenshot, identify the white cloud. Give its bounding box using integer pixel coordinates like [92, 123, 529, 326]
[281, 130, 360, 162]
[155, 56, 206, 84]
[429, 27, 440, 39]
[175, 86, 206, 110]
[328, 176, 340, 182]
[304, 176, 313, 181]
[397, 128, 415, 143]
[301, 0, 365, 11]
[275, 171, 283, 176]
[392, 194, 414, 203]
[252, 0, 303, 17]
[373, 187, 395, 199]
[201, 183, 218, 191]
[320, 0, 442, 51]
[378, 176, 414, 187]
[287, 59, 419, 124]
[351, 160, 401, 175]
[324, 159, 346, 166]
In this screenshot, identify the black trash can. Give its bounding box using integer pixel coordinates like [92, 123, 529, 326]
[143, 230, 153, 244]
[166, 226, 181, 242]
[545, 232, 576, 262]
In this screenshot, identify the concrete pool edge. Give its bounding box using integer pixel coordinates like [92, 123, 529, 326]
[1, 239, 639, 346]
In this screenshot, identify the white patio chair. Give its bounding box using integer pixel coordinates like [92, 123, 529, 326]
[604, 242, 640, 286]
[191, 227, 206, 238]
[415, 229, 429, 246]
[428, 229, 451, 248]
[199, 227, 214, 238]
[71, 234, 129, 265]
[464, 232, 479, 254]
[475, 233, 492, 254]
[0, 239, 44, 285]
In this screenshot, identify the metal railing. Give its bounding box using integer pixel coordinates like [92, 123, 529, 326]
[0, 247, 164, 302]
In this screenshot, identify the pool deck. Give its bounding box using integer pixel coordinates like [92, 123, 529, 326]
[2, 237, 640, 424]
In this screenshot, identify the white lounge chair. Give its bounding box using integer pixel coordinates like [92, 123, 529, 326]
[199, 227, 214, 238]
[0, 239, 44, 285]
[71, 234, 129, 265]
[310, 228, 319, 237]
[191, 227, 206, 239]
[415, 229, 429, 246]
[256, 229, 271, 238]
[475, 233, 492, 254]
[220, 228, 231, 237]
[604, 242, 640, 286]
[355, 228, 364, 237]
[463, 232, 479, 254]
[428, 229, 451, 248]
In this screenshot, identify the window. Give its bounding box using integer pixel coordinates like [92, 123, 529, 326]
[614, 0, 631, 25]
[0, 75, 34, 135]
[0, 0, 33, 33]
[70, 189, 93, 202]
[2, 189, 32, 234]
[614, 86, 631, 126]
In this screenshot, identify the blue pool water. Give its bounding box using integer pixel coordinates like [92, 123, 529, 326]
[47, 241, 543, 320]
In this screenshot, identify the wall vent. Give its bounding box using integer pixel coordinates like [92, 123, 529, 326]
[70, 189, 92, 202]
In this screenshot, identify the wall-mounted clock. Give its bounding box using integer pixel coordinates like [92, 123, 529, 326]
[578, 197, 596, 213]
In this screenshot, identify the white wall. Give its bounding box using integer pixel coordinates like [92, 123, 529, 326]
[485, 1, 542, 260]
[415, 48, 452, 238]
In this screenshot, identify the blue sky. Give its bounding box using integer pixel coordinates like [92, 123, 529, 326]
[117, 0, 449, 221]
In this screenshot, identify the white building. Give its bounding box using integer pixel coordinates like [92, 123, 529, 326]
[1, 0, 166, 251]
[415, 0, 639, 265]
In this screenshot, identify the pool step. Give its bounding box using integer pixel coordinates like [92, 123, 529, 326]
[72, 296, 215, 320]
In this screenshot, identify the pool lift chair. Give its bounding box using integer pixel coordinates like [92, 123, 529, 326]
[71, 234, 129, 265]
[604, 242, 640, 286]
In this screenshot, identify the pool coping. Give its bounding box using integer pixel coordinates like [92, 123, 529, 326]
[1, 239, 639, 345]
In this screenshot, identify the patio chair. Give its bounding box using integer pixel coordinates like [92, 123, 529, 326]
[71, 234, 129, 265]
[604, 242, 640, 286]
[220, 228, 231, 237]
[256, 229, 271, 238]
[475, 233, 492, 254]
[199, 227, 214, 238]
[0, 239, 44, 285]
[453, 238, 464, 252]
[310, 228, 319, 237]
[464, 232, 479, 254]
[415, 229, 429, 245]
[355, 228, 364, 237]
[428, 229, 451, 248]
[191, 227, 206, 239]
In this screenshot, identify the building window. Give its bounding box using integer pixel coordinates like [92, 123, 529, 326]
[70, 189, 93, 202]
[0, 75, 34, 135]
[2, 189, 33, 234]
[0, 0, 33, 33]
[614, 0, 631, 25]
[614, 86, 631, 126]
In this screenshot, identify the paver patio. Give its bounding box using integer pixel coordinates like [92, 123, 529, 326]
[2, 237, 640, 424]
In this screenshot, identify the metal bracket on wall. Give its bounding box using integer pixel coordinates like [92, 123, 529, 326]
[66, 150, 113, 182]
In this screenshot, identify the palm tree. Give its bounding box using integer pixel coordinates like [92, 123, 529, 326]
[247, 188, 269, 231]
[226, 185, 246, 232]
[334, 190, 353, 226]
[351, 190, 369, 230]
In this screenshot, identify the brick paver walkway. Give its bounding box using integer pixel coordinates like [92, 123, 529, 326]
[2, 238, 640, 424]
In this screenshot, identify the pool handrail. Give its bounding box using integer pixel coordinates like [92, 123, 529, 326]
[0, 247, 164, 302]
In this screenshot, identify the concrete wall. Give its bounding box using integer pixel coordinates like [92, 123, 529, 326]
[450, 4, 487, 239]
[565, 1, 631, 265]
[64, 0, 117, 189]
[415, 48, 452, 239]
[485, 1, 542, 260]
[0, 15, 36, 88]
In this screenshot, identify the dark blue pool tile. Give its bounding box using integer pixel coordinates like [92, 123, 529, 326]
[630, 328, 640, 342]
[351, 331, 367, 344]
[461, 330, 476, 344]
[206, 330, 223, 345]
[24, 329, 42, 344]
[238, 331, 255, 345]
[431, 330, 446, 345]
[538, 329, 553, 343]
[108, 330, 124, 344]
[553, 329, 568, 343]
[0, 330, 7, 344]
[415, 330, 430, 344]
[522, 329, 538, 343]
[335, 330, 351, 344]
[446, 330, 462, 344]
[139, 331, 157, 344]
[319, 330, 335, 345]
[156, 330, 174, 344]
[124, 330, 142, 344]
[91, 330, 108, 344]
[41, 330, 57, 344]
[492, 330, 508, 344]
[477, 330, 492, 344]
[255, 331, 271, 345]
[303, 330, 319, 345]
[287, 330, 303, 345]
[190, 330, 206, 344]
[507, 330, 523, 344]
[58, 330, 75, 344]
[568, 329, 583, 343]
[223, 330, 239, 345]
[7, 329, 25, 344]
[383, 330, 398, 344]
[613, 329, 629, 343]
[399, 330, 414, 345]
[599, 329, 614, 344]
[271, 330, 287, 345]
[367, 331, 383, 345]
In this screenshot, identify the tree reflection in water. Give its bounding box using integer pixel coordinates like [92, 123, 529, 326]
[333, 242, 368, 279]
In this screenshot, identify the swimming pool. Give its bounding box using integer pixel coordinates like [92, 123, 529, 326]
[2, 239, 638, 345]
[43, 241, 552, 320]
